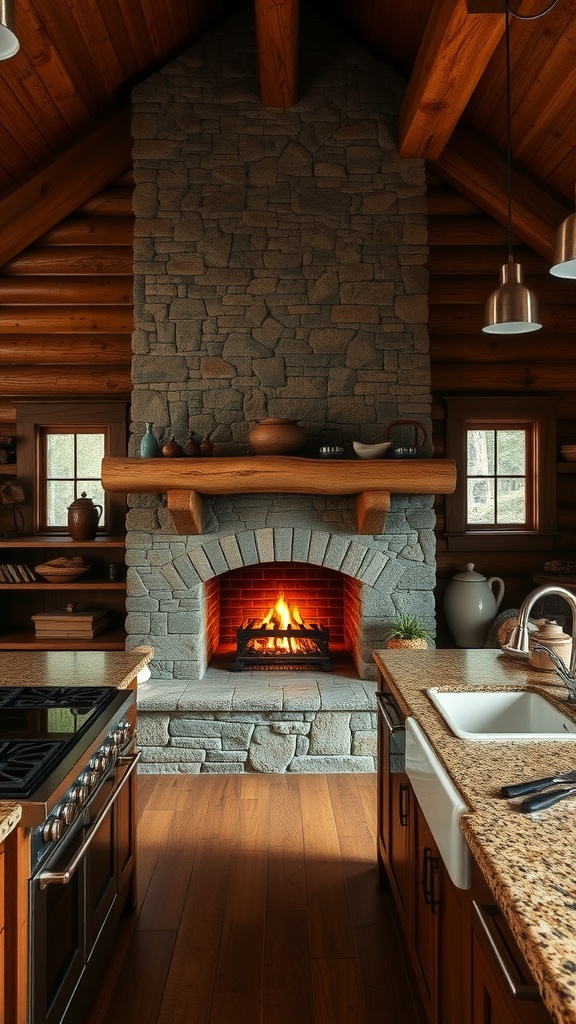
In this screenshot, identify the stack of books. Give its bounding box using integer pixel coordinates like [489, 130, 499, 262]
[0, 563, 37, 582]
[31, 606, 109, 639]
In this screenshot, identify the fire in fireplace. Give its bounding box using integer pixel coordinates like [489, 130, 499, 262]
[234, 591, 331, 671]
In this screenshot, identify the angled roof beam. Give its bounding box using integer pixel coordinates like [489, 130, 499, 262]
[0, 106, 132, 270]
[431, 124, 572, 260]
[254, 0, 299, 107]
[399, 0, 504, 159]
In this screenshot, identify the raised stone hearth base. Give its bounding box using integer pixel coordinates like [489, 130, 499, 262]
[137, 668, 377, 773]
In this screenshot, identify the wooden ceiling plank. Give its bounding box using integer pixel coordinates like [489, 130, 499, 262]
[76, 189, 134, 217]
[431, 125, 571, 260]
[0, 106, 132, 270]
[398, 0, 504, 159]
[427, 245, 548, 274]
[116, 2, 156, 66]
[38, 217, 134, 247]
[31, 0, 110, 118]
[254, 0, 299, 108]
[61, 0, 125, 96]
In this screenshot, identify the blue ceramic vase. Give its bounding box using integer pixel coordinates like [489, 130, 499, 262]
[139, 422, 160, 458]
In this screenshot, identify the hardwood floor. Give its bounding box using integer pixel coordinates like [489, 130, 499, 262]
[85, 773, 422, 1024]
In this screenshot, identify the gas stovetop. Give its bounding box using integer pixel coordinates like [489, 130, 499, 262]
[0, 685, 129, 801]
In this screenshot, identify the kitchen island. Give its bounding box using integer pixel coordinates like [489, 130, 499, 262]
[374, 648, 576, 1024]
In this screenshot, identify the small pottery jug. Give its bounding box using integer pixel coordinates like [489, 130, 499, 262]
[248, 418, 307, 456]
[528, 619, 572, 672]
[139, 422, 160, 458]
[161, 434, 183, 458]
[67, 492, 103, 541]
[200, 434, 213, 457]
[443, 563, 505, 648]
[183, 434, 200, 458]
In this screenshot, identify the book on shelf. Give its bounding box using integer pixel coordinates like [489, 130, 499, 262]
[31, 606, 109, 639]
[0, 563, 37, 582]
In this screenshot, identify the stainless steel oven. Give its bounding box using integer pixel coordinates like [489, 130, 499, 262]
[0, 684, 138, 1024]
[29, 746, 139, 1024]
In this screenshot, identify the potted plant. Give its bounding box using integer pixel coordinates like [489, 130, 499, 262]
[385, 614, 429, 650]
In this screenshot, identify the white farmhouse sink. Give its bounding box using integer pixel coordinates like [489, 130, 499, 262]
[405, 717, 470, 889]
[427, 688, 576, 741]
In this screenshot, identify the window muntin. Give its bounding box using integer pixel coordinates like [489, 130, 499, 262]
[42, 428, 106, 530]
[466, 428, 528, 527]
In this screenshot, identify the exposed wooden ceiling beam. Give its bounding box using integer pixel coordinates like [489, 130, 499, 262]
[254, 0, 299, 107]
[0, 106, 132, 270]
[431, 125, 572, 260]
[399, 0, 504, 159]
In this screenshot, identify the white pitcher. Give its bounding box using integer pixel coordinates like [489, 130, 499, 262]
[444, 563, 505, 648]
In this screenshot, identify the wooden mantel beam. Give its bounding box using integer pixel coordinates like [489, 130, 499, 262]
[399, 0, 504, 159]
[102, 455, 457, 536]
[254, 0, 299, 108]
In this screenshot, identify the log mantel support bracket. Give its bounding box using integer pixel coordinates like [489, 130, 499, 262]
[101, 456, 457, 536]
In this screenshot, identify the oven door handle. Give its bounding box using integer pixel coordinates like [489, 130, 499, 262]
[36, 751, 141, 890]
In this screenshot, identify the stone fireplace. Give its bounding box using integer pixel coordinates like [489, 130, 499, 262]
[124, 6, 435, 772]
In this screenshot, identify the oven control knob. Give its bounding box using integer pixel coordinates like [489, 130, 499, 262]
[61, 802, 76, 825]
[42, 817, 64, 843]
[81, 770, 98, 791]
[71, 783, 89, 805]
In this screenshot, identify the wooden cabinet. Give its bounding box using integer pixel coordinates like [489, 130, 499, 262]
[376, 679, 550, 1024]
[0, 536, 126, 650]
[471, 863, 552, 1024]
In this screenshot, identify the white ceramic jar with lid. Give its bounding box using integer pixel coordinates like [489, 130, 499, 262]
[444, 563, 505, 648]
[528, 619, 572, 672]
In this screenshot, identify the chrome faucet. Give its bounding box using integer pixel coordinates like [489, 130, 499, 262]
[507, 584, 576, 700]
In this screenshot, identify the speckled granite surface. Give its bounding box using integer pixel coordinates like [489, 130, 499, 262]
[373, 649, 576, 1024]
[0, 647, 152, 690]
[0, 801, 22, 843]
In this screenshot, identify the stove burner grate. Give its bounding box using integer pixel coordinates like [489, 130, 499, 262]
[0, 686, 117, 712]
[0, 739, 66, 796]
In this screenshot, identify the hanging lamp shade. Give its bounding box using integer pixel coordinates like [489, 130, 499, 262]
[482, 261, 542, 334]
[0, 0, 18, 60]
[550, 212, 576, 279]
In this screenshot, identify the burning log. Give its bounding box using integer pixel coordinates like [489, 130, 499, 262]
[234, 592, 331, 671]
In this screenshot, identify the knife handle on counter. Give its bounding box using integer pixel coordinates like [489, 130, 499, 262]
[519, 786, 576, 814]
[501, 776, 556, 798]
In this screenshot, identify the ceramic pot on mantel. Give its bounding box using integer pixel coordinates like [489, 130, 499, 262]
[248, 418, 307, 456]
[443, 563, 505, 648]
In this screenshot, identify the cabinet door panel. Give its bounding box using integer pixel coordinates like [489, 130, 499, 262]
[389, 773, 412, 928]
[411, 801, 440, 1024]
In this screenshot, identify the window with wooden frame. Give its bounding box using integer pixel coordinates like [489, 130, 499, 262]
[13, 399, 128, 536]
[444, 397, 557, 552]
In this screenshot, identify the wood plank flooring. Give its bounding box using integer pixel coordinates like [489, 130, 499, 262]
[85, 773, 423, 1024]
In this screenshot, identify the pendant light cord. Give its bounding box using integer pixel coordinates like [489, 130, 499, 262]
[504, 0, 560, 20]
[505, 11, 513, 263]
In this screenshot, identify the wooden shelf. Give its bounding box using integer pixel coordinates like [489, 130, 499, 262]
[0, 629, 127, 651]
[0, 535, 125, 547]
[0, 581, 125, 590]
[102, 456, 457, 535]
[0, 464, 16, 475]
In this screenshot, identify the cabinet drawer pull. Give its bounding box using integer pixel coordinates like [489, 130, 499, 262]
[422, 846, 433, 903]
[378, 696, 405, 734]
[429, 855, 440, 914]
[472, 901, 539, 1001]
[398, 783, 410, 826]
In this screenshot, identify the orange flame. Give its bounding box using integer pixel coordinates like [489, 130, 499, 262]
[246, 592, 320, 656]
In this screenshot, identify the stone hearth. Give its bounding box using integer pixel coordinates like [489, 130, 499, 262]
[137, 667, 377, 774]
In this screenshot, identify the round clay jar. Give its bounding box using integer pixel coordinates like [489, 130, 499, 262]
[248, 418, 307, 456]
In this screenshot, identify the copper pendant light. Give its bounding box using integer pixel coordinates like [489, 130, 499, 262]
[550, 194, 576, 279]
[482, 12, 541, 335]
[0, 0, 18, 60]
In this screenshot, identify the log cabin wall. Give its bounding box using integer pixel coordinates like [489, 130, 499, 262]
[428, 170, 576, 645]
[0, 171, 134, 429]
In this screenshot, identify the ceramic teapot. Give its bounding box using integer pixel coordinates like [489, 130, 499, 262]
[443, 563, 505, 648]
[67, 492, 103, 541]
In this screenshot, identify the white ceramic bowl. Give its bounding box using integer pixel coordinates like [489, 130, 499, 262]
[352, 440, 392, 460]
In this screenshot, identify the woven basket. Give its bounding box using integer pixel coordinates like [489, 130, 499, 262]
[385, 638, 428, 650]
[35, 557, 90, 583]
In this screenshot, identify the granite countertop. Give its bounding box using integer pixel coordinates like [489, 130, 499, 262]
[0, 647, 153, 690]
[373, 649, 576, 1024]
[0, 801, 22, 843]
